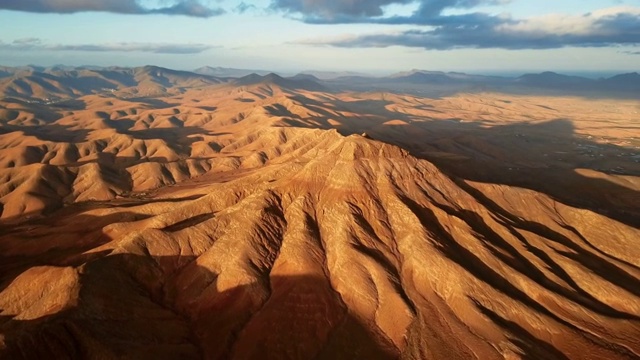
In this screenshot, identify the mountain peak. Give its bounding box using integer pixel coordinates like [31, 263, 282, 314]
[290, 73, 322, 82]
[234, 72, 325, 91]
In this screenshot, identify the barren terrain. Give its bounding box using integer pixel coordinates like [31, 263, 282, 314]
[0, 67, 639, 359]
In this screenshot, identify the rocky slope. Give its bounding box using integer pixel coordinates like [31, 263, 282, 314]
[0, 78, 639, 359]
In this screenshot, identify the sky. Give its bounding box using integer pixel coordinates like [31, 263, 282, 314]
[0, 0, 638, 75]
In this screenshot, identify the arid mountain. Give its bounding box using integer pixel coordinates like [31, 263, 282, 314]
[3, 66, 640, 103]
[325, 70, 640, 97]
[600, 72, 640, 91]
[194, 66, 275, 78]
[0, 66, 225, 101]
[515, 72, 640, 94]
[516, 71, 593, 87]
[0, 67, 639, 359]
[300, 70, 372, 80]
[388, 69, 506, 84]
[234, 73, 327, 92]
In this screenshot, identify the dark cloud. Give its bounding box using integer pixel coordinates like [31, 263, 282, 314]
[0, 39, 217, 54]
[0, 0, 224, 17]
[270, 0, 508, 23]
[296, 7, 640, 50]
[270, 0, 412, 20]
[235, 2, 257, 14]
[416, 0, 507, 16]
[274, 1, 639, 50]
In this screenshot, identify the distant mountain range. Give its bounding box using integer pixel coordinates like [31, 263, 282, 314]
[0, 65, 224, 101]
[0, 65, 637, 101]
[234, 72, 327, 92]
[299, 70, 372, 80]
[388, 69, 505, 83]
[193, 66, 275, 78]
[381, 69, 640, 90]
[515, 71, 640, 92]
[325, 69, 640, 96]
[192, 67, 371, 80]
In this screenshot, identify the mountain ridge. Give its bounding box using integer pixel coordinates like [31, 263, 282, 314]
[2, 65, 639, 102]
[0, 66, 639, 359]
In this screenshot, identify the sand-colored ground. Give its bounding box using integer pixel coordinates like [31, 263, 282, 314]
[0, 73, 639, 359]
